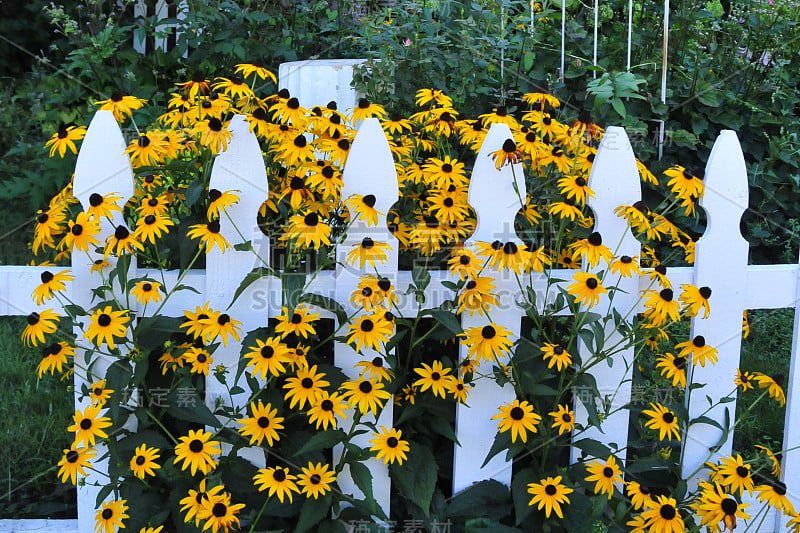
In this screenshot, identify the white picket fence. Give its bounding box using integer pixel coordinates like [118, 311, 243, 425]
[3, 74, 800, 532]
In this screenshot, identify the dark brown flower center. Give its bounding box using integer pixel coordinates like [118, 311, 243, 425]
[510, 406, 525, 420]
[138, 135, 150, 148]
[699, 286, 712, 299]
[273, 468, 286, 481]
[27, 312, 40, 325]
[80, 418, 92, 430]
[40, 271, 54, 284]
[291, 313, 302, 324]
[101, 508, 113, 520]
[502, 139, 516, 153]
[586, 277, 598, 290]
[71, 224, 83, 236]
[207, 221, 221, 233]
[212, 502, 227, 517]
[662, 412, 674, 424]
[659, 504, 676, 520]
[196, 353, 207, 363]
[218, 314, 230, 325]
[257, 416, 270, 428]
[304, 213, 319, 226]
[481, 326, 496, 339]
[301, 377, 314, 389]
[735, 466, 749, 478]
[372, 357, 383, 367]
[98, 314, 112, 327]
[136, 455, 146, 465]
[721, 497, 738, 515]
[362, 194, 376, 208]
[386, 437, 398, 448]
[359, 380, 373, 393]
[693, 336, 706, 348]
[144, 215, 156, 225]
[361, 237, 374, 249]
[620, 255, 632, 264]
[660, 289, 673, 302]
[321, 399, 333, 411]
[260, 345, 274, 358]
[575, 177, 587, 187]
[603, 467, 614, 478]
[361, 319, 374, 332]
[66, 450, 79, 463]
[503, 242, 518, 255]
[89, 193, 103, 207]
[209, 189, 222, 202]
[588, 232, 602, 246]
[294, 135, 307, 147]
[545, 484, 557, 495]
[208, 118, 222, 132]
[189, 439, 204, 453]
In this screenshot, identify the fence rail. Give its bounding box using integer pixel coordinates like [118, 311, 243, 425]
[3, 73, 800, 532]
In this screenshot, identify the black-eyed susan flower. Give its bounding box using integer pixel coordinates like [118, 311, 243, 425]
[527, 476, 573, 518]
[243, 337, 292, 379]
[742, 310, 750, 338]
[609, 255, 640, 278]
[60, 212, 101, 252]
[752, 372, 786, 406]
[344, 194, 380, 226]
[297, 462, 336, 500]
[641, 403, 681, 441]
[174, 429, 221, 476]
[694, 483, 750, 531]
[283, 364, 330, 410]
[346, 237, 391, 269]
[656, 353, 687, 388]
[735, 368, 755, 392]
[235, 62, 277, 82]
[181, 303, 220, 340]
[415, 88, 453, 107]
[68, 403, 112, 447]
[354, 356, 394, 382]
[104, 225, 143, 258]
[540, 343, 572, 372]
[88, 379, 113, 406]
[461, 323, 513, 363]
[755, 444, 782, 478]
[584, 455, 623, 499]
[44, 124, 87, 158]
[641, 495, 684, 533]
[457, 276, 499, 316]
[270, 95, 307, 125]
[84, 306, 129, 350]
[237, 401, 284, 446]
[493, 399, 542, 444]
[124, 133, 166, 167]
[21, 309, 60, 346]
[194, 117, 233, 154]
[448, 247, 480, 280]
[422, 156, 468, 188]
[197, 490, 245, 533]
[281, 212, 332, 249]
[413, 360, 452, 399]
[307, 390, 347, 430]
[717, 454, 755, 496]
[381, 112, 413, 134]
[569, 232, 613, 269]
[253, 466, 299, 503]
[95, 93, 146, 121]
[679, 284, 711, 319]
[645, 263, 672, 290]
[180, 479, 224, 527]
[274, 305, 320, 339]
[206, 189, 240, 220]
[131, 281, 162, 305]
[346, 313, 394, 353]
[445, 376, 470, 403]
[212, 74, 254, 102]
[185, 346, 213, 376]
[548, 404, 575, 436]
[664, 165, 704, 199]
[676, 335, 718, 367]
[491, 138, 523, 169]
[351, 98, 387, 122]
[643, 288, 682, 326]
[548, 198, 583, 222]
[86, 192, 123, 220]
[129, 444, 161, 479]
[200, 312, 242, 346]
[626, 481, 653, 511]
[755, 480, 793, 513]
[187, 220, 232, 253]
[57, 444, 96, 485]
[37, 341, 74, 378]
[369, 426, 410, 465]
[567, 272, 607, 309]
[95, 499, 129, 533]
[340, 377, 392, 416]
[276, 133, 315, 166]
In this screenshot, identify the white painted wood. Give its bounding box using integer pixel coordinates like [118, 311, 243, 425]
[72, 110, 136, 533]
[453, 124, 522, 494]
[205, 115, 269, 414]
[0, 519, 77, 533]
[681, 131, 749, 484]
[153, 0, 169, 53]
[278, 60, 367, 112]
[132, 0, 147, 54]
[570, 126, 641, 466]
[333, 117, 397, 517]
[782, 245, 800, 524]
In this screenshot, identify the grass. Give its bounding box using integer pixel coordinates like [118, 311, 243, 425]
[0, 316, 75, 518]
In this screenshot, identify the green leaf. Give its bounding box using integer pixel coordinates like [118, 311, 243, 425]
[95, 484, 114, 508]
[234, 240, 252, 252]
[573, 438, 612, 460]
[282, 271, 306, 310]
[298, 292, 347, 326]
[185, 180, 205, 208]
[349, 461, 385, 518]
[430, 310, 463, 335]
[448, 479, 511, 520]
[296, 492, 332, 533]
[294, 429, 347, 456]
[412, 263, 431, 292]
[229, 267, 271, 308]
[482, 430, 512, 468]
[523, 51, 534, 72]
[174, 284, 200, 295]
[389, 442, 437, 515]
[166, 390, 221, 428]
[511, 468, 537, 525]
[611, 97, 626, 118]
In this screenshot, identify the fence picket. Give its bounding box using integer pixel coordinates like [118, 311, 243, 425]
[71, 110, 136, 533]
[452, 123, 523, 493]
[681, 131, 749, 482]
[570, 126, 641, 465]
[783, 249, 800, 527]
[206, 115, 271, 466]
[333, 117, 398, 517]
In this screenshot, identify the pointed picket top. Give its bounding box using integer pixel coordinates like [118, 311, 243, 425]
[570, 126, 641, 467]
[341, 117, 398, 237]
[586, 126, 641, 241]
[682, 130, 749, 482]
[209, 114, 269, 239]
[696, 130, 748, 246]
[73, 110, 134, 210]
[206, 114, 270, 415]
[467, 123, 526, 244]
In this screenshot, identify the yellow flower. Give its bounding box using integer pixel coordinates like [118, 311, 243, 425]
[369, 426, 410, 465]
[173, 429, 221, 476]
[84, 306, 130, 350]
[44, 124, 86, 158]
[527, 476, 573, 518]
[584, 455, 623, 499]
[131, 281, 162, 305]
[492, 399, 542, 443]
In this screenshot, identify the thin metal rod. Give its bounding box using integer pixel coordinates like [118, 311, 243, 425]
[560, 0, 566, 81]
[658, 0, 669, 159]
[593, 0, 598, 78]
[627, 0, 633, 71]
